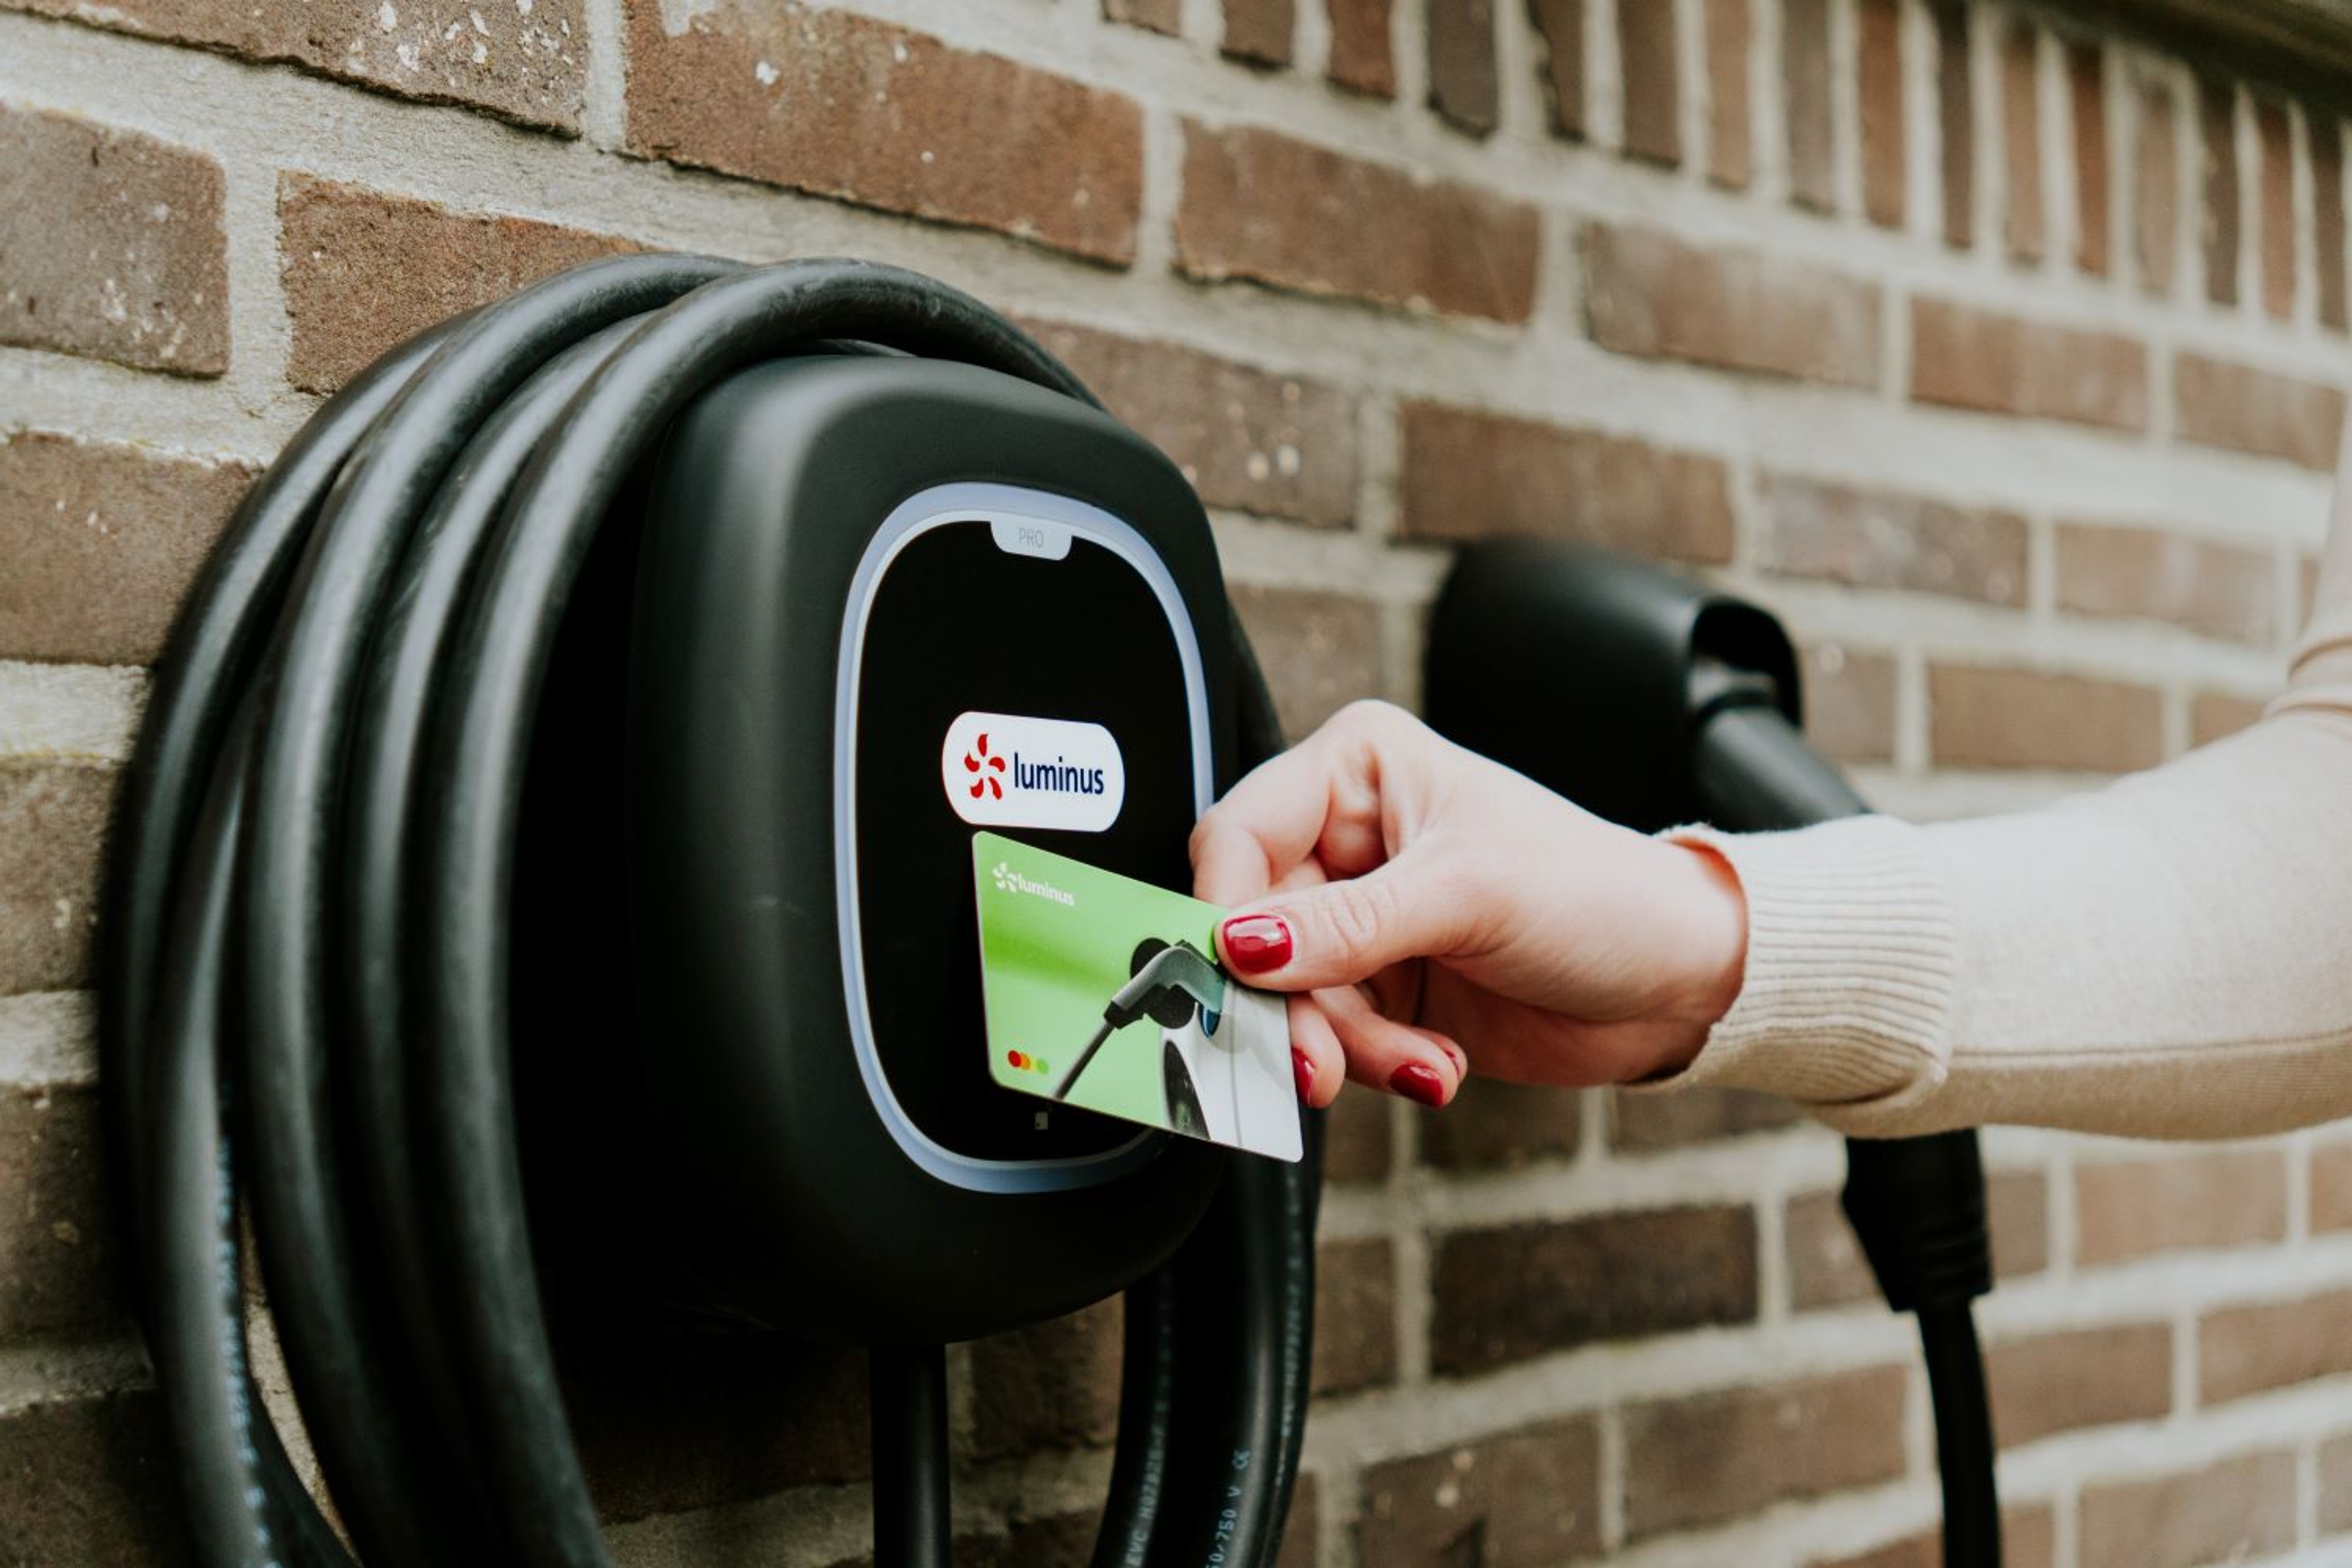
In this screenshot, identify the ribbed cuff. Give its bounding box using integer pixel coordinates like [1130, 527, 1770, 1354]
[1636, 815, 1958, 1108]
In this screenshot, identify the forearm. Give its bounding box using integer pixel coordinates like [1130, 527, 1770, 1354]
[1667, 708, 2352, 1139]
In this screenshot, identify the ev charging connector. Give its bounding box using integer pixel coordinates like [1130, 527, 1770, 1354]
[1425, 538, 2002, 1567]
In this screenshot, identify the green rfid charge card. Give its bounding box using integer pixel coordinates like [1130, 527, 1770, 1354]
[971, 831, 1303, 1163]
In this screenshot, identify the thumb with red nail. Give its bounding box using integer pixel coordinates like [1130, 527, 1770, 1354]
[1196, 701, 1748, 1113]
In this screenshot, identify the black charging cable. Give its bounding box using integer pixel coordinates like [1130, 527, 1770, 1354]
[105, 255, 1319, 1567]
[1692, 689, 2002, 1568]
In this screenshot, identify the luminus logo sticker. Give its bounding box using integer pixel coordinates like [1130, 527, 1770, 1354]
[940, 711, 1125, 833]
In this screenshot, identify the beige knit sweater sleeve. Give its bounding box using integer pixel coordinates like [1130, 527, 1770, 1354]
[1654, 433, 2352, 1141]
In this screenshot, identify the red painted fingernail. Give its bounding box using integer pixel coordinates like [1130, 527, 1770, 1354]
[1292, 1047, 1316, 1102]
[1221, 914, 1292, 975]
[1389, 1063, 1446, 1107]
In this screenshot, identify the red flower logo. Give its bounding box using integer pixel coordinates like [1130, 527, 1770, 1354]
[964, 732, 1008, 799]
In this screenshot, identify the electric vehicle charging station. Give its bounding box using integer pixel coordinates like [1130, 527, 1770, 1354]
[105, 256, 1321, 1568]
[1425, 539, 2003, 1567]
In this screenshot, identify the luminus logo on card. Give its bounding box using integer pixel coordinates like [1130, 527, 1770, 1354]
[990, 859, 1074, 907]
[940, 710, 1126, 832]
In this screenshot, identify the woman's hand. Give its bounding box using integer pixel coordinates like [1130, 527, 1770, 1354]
[1191, 701, 1749, 1109]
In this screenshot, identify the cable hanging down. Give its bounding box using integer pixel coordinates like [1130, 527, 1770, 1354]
[105, 255, 1321, 1568]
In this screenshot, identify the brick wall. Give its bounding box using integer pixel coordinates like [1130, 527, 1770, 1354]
[5, 0, 2352, 1564]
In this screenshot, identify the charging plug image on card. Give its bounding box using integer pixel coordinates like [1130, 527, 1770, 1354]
[971, 831, 1302, 1163]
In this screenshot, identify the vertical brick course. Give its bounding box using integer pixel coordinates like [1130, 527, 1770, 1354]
[1428, 0, 1499, 135]
[2137, 73, 2180, 293]
[1325, 0, 1397, 95]
[1935, 2, 1974, 247]
[2258, 99, 2295, 320]
[1706, 0, 1752, 188]
[1784, 0, 1836, 212]
[1528, 0, 1588, 139]
[2000, 19, 2044, 262]
[2316, 111, 2349, 330]
[2200, 75, 2242, 306]
[1223, 0, 1295, 66]
[1858, 0, 1904, 230]
[2069, 42, 2110, 276]
[1617, 0, 1679, 166]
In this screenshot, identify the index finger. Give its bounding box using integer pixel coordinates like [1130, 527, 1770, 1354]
[1188, 702, 1399, 907]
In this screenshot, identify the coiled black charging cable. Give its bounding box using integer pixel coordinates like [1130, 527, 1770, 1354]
[104, 254, 1319, 1567]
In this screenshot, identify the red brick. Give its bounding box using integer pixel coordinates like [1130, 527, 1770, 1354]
[1313, 1238, 1397, 1395]
[1429, 0, 1499, 135]
[969, 1298, 1122, 1458]
[1789, 1168, 2046, 1311]
[1935, 2, 1973, 248]
[2316, 112, 2348, 331]
[2259, 99, 2295, 319]
[1430, 1206, 1755, 1373]
[2071, 42, 2111, 276]
[2324, 1431, 2352, 1536]
[1323, 1086, 1393, 1183]
[1175, 124, 1539, 321]
[1929, 666, 2163, 772]
[2313, 1139, 2352, 1231]
[1278, 1474, 1318, 1568]
[1326, 0, 1396, 96]
[1760, 473, 2028, 605]
[1585, 224, 1881, 387]
[1359, 1417, 1600, 1567]
[2002, 20, 2045, 262]
[0, 432, 254, 665]
[0, 1085, 123, 1338]
[1611, 1086, 1798, 1150]
[2199, 75, 2242, 306]
[280, 175, 635, 395]
[1229, 584, 1384, 737]
[2075, 1146, 2286, 1264]
[1988, 1322, 2171, 1446]
[0, 1392, 186, 1564]
[1528, 0, 1586, 140]
[2138, 74, 2180, 295]
[1784, 0, 1834, 212]
[2199, 1286, 2352, 1404]
[565, 1334, 866, 1519]
[625, 2, 1142, 266]
[2079, 1449, 2296, 1568]
[1023, 323, 1357, 526]
[1398, 404, 1733, 564]
[0, 106, 227, 377]
[2174, 352, 2346, 471]
[1105, 0, 1183, 34]
[1418, 1078, 1580, 1170]
[1812, 1504, 2057, 1568]
[0, 761, 115, 997]
[1618, 0, 1678, 166]
[1224, 0, 1294, 66]
[1800, 644, 1898, 765]
[2191, 691, 2269, 746]
[2056, 522, 2275, 644]
[0, 0, 584, 129]
[1706, 0, 1752, 188]
[1624, 1368, 1907, 1539]
[1909, 297, 2149, 431]
[1858, 0, 1904, 229]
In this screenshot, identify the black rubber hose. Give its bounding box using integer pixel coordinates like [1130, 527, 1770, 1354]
[242, 254, 738, 1564]
[871, 1345, 953, 1568]
[1921, 1305, 2000, 1567]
